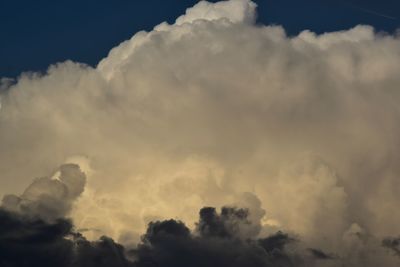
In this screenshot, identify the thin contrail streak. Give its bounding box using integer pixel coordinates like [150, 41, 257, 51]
[344, 1, 397, 20]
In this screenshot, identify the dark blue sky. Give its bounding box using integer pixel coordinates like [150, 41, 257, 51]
[1, 0, 399, 78]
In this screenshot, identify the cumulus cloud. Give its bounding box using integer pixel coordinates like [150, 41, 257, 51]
[131, 207, 298, 267]
[0, 165, 396, 267]
[1, 164, 86, 221]
[0, 198, 313, 267]
[0, 167, 315, 267]
[1, 0, 400, 266]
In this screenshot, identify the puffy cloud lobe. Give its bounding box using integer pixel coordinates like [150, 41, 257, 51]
[197, 206, 260, 239]
[174, 0, 257, 25]
[131, 207, 297, 267]
[70, 234, 132, 267]
[98, 0, 257, 78]
[1, 164, 86, 221]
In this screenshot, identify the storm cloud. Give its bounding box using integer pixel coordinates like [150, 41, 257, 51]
[1, 0, 400, 266]
[0, 208, 132, 267]
[130, 207, 297, 267]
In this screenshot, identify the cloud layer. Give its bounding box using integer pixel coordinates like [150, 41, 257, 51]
[1, 0, 400, 266]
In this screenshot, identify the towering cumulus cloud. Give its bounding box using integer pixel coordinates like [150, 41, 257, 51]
[1, 0, 400, 266]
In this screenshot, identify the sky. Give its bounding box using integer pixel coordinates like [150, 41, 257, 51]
[1, 1, 400, 266]
[1, 0, 399, 78]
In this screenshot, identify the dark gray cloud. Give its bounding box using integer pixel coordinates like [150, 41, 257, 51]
[0, 163, 131, 267]
[307, 248, 336, 260]
[0, 205, 298, 267]
[0, 208, 132, 267]
[130, 206, 296, 267]
[382, 237, 400, 257]
[1, 164, 86, 222]
[0, 193, 399, 267]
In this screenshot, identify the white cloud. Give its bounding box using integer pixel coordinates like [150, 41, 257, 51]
[1, 1, 400, 265]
